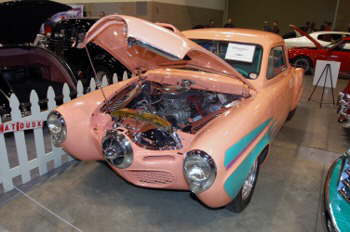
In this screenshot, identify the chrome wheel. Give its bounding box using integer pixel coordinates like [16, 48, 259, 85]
[242, 160, 258, 200]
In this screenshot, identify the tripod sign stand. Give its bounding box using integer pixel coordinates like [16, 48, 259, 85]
[308, 63, 335, 108]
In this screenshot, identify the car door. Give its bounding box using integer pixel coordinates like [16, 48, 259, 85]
[328, 39, 350, 73]
[265, 45, 293, 131]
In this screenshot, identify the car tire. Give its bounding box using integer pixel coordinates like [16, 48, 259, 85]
[293, 56, 313, 74]
[226, 158, 260, 213]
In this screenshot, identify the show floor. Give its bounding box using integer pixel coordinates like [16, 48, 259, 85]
[0, 76, 349, 232]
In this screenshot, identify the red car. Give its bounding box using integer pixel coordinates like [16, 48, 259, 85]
[288, 25, 350, 74]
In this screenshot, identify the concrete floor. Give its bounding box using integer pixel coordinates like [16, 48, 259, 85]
[0, 76, 349, 232]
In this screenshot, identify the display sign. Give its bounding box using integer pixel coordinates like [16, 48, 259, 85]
[0, 120, 44, 134]
[313, 60, 340, 88]
[225, 43, 256, 63]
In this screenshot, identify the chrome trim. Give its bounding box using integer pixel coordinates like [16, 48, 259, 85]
[47, 111, 67, 146]
[183, 149, 217, 194]
[241, 159, 258, 200]
[102, 130, 133, 169]
[322, 157, 341, 232]
[339, 188, 350, 203]
[337, 92, 350, 128]
[337, 156, 350, 203]
[321, 155, 350, 232]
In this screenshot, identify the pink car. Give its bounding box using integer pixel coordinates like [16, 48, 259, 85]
[47, 15, 303, 212]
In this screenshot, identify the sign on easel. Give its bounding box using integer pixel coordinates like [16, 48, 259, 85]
[308, 60, 340, 107]
[312, 60, 340, 88]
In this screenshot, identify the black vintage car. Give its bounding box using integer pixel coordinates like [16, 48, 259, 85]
[41, 18, 129, 84]
[0, 1, 77, 118]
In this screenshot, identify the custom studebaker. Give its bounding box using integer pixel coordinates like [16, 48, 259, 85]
[47, 15, 303, 212]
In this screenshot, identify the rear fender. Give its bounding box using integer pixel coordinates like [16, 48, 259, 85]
[291, 67, 304, 111]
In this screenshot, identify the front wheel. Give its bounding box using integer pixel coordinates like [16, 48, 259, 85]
[293, 56, 313, 74]
[226, 159, 260, 213]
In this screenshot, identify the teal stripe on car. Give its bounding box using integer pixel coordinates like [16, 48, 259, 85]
[224, 132, 270, 199]
[224, 119, 271, 168]
[327, 159, 350, 231]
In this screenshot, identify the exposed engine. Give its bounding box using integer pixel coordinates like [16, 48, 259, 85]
[157, 92, 192, 126]
[102, 80, 241, 150]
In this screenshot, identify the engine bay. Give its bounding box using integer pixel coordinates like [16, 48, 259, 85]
[102, 80, 241, 150]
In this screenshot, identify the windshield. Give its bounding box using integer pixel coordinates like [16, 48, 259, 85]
[192, 39, 263, 79]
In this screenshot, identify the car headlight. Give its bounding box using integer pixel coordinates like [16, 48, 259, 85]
[102, 130, 133, 169]
[183, 150, 216, 193]
[47, 111, 67, 146]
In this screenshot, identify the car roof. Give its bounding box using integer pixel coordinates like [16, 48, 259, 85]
[310, 31, 350, 36]
[58, 17, 98, 23]
[182, 28, 284, 48]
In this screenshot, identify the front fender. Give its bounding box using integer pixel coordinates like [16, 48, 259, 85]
[55, 78, 136, 160]
[186, 98, 273, 208]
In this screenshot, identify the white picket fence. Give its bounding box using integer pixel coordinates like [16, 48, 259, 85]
[0, 72, 128, 194]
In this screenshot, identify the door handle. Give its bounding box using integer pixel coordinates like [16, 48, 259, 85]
[330, 55, 338, 58]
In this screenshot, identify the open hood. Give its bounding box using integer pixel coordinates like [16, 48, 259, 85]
[81, 15, 253, 89]
[289, 24, 323, 49]
[0, 1, 71, 44]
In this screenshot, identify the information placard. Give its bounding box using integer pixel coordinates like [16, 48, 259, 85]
[225, 43, 255, 63]
[312, 60, 340, 88]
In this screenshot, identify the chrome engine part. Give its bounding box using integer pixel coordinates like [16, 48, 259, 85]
[102, 130, 133, 168]
[158, 93, 192, 126]
[103, 81, 241, 150]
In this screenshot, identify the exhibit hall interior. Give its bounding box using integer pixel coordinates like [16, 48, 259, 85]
[1, 0, 350, 231]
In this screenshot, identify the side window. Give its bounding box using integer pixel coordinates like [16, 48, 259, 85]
[318, 34, 343, 43]
[318, 34, 331, 42]
[335, 41, 350, 52]
[267, 46, 287, 79]
[330, 34, 342, 41]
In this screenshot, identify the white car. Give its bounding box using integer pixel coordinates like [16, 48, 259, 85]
[285, 31, 350, 48]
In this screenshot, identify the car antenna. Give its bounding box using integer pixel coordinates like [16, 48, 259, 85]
[84, 46, 113, 114]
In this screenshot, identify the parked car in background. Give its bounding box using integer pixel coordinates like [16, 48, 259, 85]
[323, 150, 350, 232]
[47, 15, 303, 212]
[37, 18, 129, 84]
[0, 0, 71, 45]
[0, 1, 76, 119]
[288, 25, 350, 74]
[338, 80, 350, 128]
[282, 31, 297, 39]
[285, 30, 350, 48]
